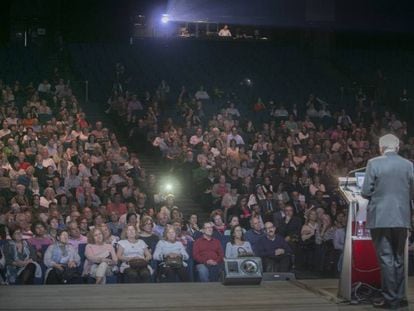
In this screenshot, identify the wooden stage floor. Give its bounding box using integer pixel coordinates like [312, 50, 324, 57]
[0, 278, 413, 311]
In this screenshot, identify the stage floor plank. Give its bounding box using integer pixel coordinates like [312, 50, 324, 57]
[0, 278, 413, 311]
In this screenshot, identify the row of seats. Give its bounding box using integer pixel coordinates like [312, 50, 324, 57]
[0, 235, 233, 284]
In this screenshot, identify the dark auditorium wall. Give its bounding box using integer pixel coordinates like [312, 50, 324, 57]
[0, 0, 12, 45]
[3, 0, 414, 45]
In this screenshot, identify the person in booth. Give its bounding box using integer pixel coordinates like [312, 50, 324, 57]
[218, 25, 232, 37]
[361, 134, 414, 309]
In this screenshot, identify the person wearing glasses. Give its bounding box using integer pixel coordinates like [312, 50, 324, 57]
[138, 216, 159, 254]
[256, 222, 292, 272]
[193, 222, 224, 282]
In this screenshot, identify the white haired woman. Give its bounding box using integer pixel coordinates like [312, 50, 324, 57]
[153, 225, 189, 282]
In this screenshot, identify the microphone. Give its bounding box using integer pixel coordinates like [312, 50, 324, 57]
[344, 167, 366, 190]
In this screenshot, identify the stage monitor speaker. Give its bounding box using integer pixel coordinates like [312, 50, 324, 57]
[221, 257, 263, 285]
[262, 272, 296, 281]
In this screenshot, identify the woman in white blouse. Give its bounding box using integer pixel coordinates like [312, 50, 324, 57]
[225, 225, 254, 258]
[117, 225, 152, 283]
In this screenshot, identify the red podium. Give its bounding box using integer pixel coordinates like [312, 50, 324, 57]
[351, 237, 381, 288]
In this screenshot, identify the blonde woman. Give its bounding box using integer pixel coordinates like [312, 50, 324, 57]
[300, 209, 319, 269]
[83, 228, 118, 284]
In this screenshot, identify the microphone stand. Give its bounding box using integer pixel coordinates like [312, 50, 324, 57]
[344, 166, 366, 191]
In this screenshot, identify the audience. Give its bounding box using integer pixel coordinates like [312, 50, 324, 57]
[0, 41, 412, 287]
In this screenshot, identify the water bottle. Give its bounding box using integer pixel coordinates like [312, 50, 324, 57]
[356, 221, 364, 237]
[365, 228, 371, 238]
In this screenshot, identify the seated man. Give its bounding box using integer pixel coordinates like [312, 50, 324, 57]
[193, 222, 224, 282]
[67, 220, 87, 251]
[277, 205, 302, 258]
[256, 221, 292, 272]
[245, 216, 264, 255]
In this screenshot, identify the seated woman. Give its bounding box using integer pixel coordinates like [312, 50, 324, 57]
[117, 224, 152, 283]
[3, 228, 42, 284]
[224, 216, 246, 236]
[43, 229, 81, 284]
[47, 216, 61, 241]
[98, 223, 119, 247]
[211, 175, 231, 206]
[78, 217, 89, 236]
[138, 216, 159, 254]
[225, 225, 254, 258]
[185, 214, 200, 237]
[211, 211, 226, 235]
[28, 221, 54, 260]
[309, 175, 326, 197]
[300, 209, 319, 270]
[83, 228, 118, 284]
[153, 225, 189, 282]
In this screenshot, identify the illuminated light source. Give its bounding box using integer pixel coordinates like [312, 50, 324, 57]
[161, 14, 169, 24]
[165, 183, 173, 191]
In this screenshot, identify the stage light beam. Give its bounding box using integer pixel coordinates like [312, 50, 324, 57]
[165, 183, 173, 191]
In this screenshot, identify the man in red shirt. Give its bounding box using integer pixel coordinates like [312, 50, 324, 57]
[193, 222, 224, 282]
[106, 193, 127, 216]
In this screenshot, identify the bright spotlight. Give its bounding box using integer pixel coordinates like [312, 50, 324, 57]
[241, 77, 253, 87]
[161, 14, 169, 24]
[165, 183, 173, 191]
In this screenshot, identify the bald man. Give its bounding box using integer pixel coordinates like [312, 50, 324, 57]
[362, 134, 414, 309]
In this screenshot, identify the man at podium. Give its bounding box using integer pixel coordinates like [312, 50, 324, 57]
[361, 134, 414, 309]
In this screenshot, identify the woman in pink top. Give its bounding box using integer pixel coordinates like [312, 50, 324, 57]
[83, 228, 117, 284]
[28, 222, 53, 260]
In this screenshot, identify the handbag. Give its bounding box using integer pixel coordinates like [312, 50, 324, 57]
[128, 258, 148, 269]
[55, 267, 81, 284]
[237, 247, 255, 258]
[163, 255, 183, 269]
[300, 235, 316, 250]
